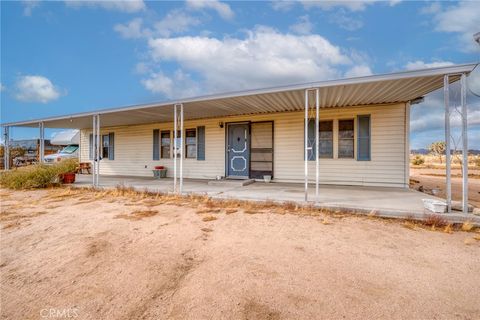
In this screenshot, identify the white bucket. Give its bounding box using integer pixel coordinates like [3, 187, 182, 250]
[263, 175, 272, 183]
[422, 199, 447, 213]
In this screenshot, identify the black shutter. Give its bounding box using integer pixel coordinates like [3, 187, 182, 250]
[307, 119, 316, 160]
[89, 134, 93, 160]
[357, 115, 371, 161]
[153, 129, 160, 160]
[108, 132, 115, 160]
[197, 126, 205, 160]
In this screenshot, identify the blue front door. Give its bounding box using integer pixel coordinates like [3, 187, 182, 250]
[227, 123, 249, 178]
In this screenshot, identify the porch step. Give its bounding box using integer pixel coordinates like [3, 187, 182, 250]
[208, 179, 255, 187]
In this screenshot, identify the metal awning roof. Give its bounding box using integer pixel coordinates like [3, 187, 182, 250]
[3, 63, 477, 129]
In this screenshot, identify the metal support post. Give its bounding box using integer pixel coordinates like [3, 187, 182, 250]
[39, 122, 45, 163]
[3, 126, 9, 170]
[460, 73, 469, 213]
[444, 75, 452, 213]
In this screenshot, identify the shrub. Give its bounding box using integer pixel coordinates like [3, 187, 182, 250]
[411, 155, 425, 165]
[0, 159, 78, 189]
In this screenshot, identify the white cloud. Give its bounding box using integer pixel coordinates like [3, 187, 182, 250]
[271, 1, 295, 11]
[144, 26, 368, 95]
[22, 0, 40, 16]
[301, 0, 377, 12]
[329, 8, 364, 30]
[186, 0, 234, 20]
[405, 60, 454, 71]
[344, 64, 372, 78]
[422, 1, 480, 52]
[114, 18, 151, 39]
[14, 75, 62, 103]
[154, 9, 201, 37]
[141, 70, 200, 99]
[289, 15, 313, 35]
[0, 83, 5, 91]
[114, 10, 200, 39]
[65, 0, 145, 13]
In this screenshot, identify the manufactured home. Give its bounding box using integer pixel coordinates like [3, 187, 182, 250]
[2, 63, 476, 216]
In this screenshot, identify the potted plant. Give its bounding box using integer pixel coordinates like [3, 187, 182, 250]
[153, 165, 167, 179]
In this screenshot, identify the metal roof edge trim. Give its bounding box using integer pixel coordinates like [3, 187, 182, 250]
[2, 62, 477, 127]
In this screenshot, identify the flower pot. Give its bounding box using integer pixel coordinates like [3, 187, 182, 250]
[154, 166, 164, 170]
[62, 172, 76, 184]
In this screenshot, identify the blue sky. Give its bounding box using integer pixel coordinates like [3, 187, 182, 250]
[1, 0, 479, 149]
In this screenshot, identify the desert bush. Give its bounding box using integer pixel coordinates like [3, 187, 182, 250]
[471, 156, 480, 168]
[0, 159, 78, 189]
[411, 155, 425, 165]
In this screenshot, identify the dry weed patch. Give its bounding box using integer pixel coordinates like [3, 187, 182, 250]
[225, 208, 237, 214]
[202, 215, 217, 222]
[461, 221, 474, 232]
[115, 210, 158, 221]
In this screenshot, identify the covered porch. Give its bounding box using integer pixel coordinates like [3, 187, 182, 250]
[2, 63, 477, 218]
[73, 174, 479, 224]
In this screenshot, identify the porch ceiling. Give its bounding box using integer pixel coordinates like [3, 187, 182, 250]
[3, 63, 476, 129]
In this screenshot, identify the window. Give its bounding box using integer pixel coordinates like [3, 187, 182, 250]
[102, 134, 110, 159]
[174, 130, 182, 158]
[319, 121, 333, 158]
[60, 145, 79, 154]
[161, 130, 170, 159]
[185, 129, 196, 158]
[338, 119, 354, 158]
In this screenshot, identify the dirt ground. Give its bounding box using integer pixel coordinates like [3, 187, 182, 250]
[410, 167, 480, 207]
[1, 188, 479, 320]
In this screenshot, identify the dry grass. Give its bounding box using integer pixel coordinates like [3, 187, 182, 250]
[461, 221, 474, 232]
[115, 210, 158, 221]
[196, 208, 221, 214]
[8, 185, 477, 234]
[424, 214, 449, 228]
[202, 215, 217, 222]
[402, 221, 418, 231]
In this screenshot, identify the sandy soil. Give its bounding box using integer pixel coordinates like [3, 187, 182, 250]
[411, 167, 480, 207]
[1, 188, 479, 320]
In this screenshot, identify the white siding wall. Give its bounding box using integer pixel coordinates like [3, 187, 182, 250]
[80, 103, 409, 187]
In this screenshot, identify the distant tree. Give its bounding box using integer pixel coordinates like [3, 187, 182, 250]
[428, 141, 446, 164]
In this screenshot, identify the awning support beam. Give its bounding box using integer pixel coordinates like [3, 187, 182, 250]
[39, 122, 45, 163]
[460, 73, 469, 213]
[444, 75, 452, 213]
[3, 126, 9, 170]
[304, 88, 320, 203]
[173, 103, 184, 194]
[92, 114, 101, 187]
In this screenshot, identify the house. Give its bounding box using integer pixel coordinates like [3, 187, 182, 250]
[2, 63, 475, 215]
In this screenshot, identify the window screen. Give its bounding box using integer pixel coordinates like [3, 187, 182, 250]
[185, 129, 196, 158]
[319, 121, 333, 158]
[174, 130, 182, 158]
[338, 119, 354, 158]
[250, 122, 273, 179]
[102, 134, 110, 159]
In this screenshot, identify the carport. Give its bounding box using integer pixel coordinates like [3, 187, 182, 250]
[2, 63, 476, 214]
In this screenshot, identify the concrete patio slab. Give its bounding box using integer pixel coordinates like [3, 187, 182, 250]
[73, 174, 480, 225]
